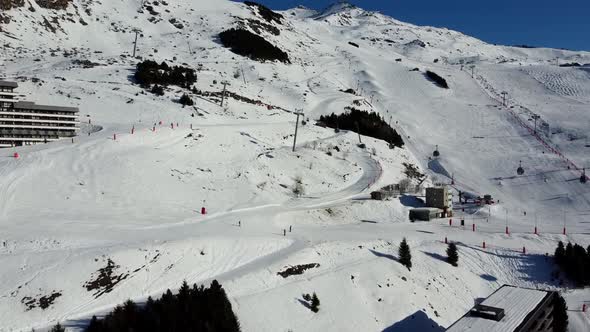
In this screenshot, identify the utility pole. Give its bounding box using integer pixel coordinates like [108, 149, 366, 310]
[532, 114, 540, 134]
[563, 208, 567, 234]
[132, 29, 141, 58]
[355, 121, 362, 144]
[501, 91, 508, 107]
[292, 109, 304, 152]
[241, 64, 247, 85]
[220, 81, 230, 107]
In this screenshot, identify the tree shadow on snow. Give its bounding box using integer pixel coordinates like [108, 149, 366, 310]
[422, 251, 447, 263]
[297, 298, 312, 310]
[64, 318, 92, 329]
[480, 274, 498, 282]
[368, 249, 399, 263]
[382, 310, 444, 332]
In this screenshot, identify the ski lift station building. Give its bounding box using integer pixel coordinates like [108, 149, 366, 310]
[409, 207, 443, 221]
[426, 186, 453, 217]
[0, 81, 79, 147]
[446, 285, 556, 332]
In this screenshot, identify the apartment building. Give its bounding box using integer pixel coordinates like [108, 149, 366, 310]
[0, 81, 79, 147]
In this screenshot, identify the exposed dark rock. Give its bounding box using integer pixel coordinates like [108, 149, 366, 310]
[278, 263, 320, 278]
[84, 258, 129, 299]
[244, 1, 283, 24]
[36, 0, 72, 10]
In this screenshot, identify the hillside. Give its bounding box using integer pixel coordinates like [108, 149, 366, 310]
[1, 1, 590, 331]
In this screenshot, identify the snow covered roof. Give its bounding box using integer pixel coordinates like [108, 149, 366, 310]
[0, 81, 18, 88]
[446, 285, 552, 332]
[14, 101, 78, 113]
[411, 207, 443, 213]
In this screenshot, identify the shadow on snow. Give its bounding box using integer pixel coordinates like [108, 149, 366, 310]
[382, 310, 444, 332]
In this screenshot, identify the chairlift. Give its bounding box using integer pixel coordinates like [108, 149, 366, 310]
[433, 145, 440, 158]
[517, 161, 525, 176]
[581, 169, 587, 184]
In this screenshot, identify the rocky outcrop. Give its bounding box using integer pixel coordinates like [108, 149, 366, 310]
[35, 0, 72, 10]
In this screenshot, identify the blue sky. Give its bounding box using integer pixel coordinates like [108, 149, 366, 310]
[236, 0, 589, 51]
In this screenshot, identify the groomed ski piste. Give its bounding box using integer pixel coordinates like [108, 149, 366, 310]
[1, 1, 590, 331]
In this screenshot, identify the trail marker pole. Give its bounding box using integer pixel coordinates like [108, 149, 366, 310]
[505, 209, 509, 235]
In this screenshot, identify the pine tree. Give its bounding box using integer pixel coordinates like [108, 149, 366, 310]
[399, 238, 412, 270]
[179, 93, 194, 107]
[86, 316, 102, 332]
[50, 323, 65, 332]
[555, 241, 565, 265]
[310, 292, 320, 313]
[446, 242, 459, 267]
[151, 84, 165, 96]
[553, 293, 568, 332]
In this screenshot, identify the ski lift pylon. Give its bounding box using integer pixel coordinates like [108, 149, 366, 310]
[582, 168, 587, 184]
[517, 160, 525, 176]
[433, 145, 440, 158]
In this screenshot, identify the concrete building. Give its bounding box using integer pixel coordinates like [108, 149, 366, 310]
[409, 207, 443, 221]
[0, 81, 79, 148]
[446, 285, 556, 332]
[426, 186, 453, 217]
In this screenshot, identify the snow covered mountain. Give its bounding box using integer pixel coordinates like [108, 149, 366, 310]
[1, 1, 590, 331]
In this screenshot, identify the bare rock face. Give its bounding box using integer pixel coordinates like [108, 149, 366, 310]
[0, 0, 24, 28]
[0, 0, 72, 10]
[0, 0, 25, 10]
[35, 0, 73, 10]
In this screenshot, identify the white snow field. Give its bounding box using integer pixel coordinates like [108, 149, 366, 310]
[1, 1, 590, 331]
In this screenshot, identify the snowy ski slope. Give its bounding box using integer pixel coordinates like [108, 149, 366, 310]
[0, 1, 590, 331]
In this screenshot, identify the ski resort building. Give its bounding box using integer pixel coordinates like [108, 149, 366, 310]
[409, 207, 443, 221]
[446, 285, 556, 332]
[426, 186, 453, 217]
[0, 81, 79, 148]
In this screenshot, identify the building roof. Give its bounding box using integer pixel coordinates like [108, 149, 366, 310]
[446, 285, 552, 332]
[410, 207, 443, 213]
[0, 81, 18, 88]
[14, 101, 78, 113]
